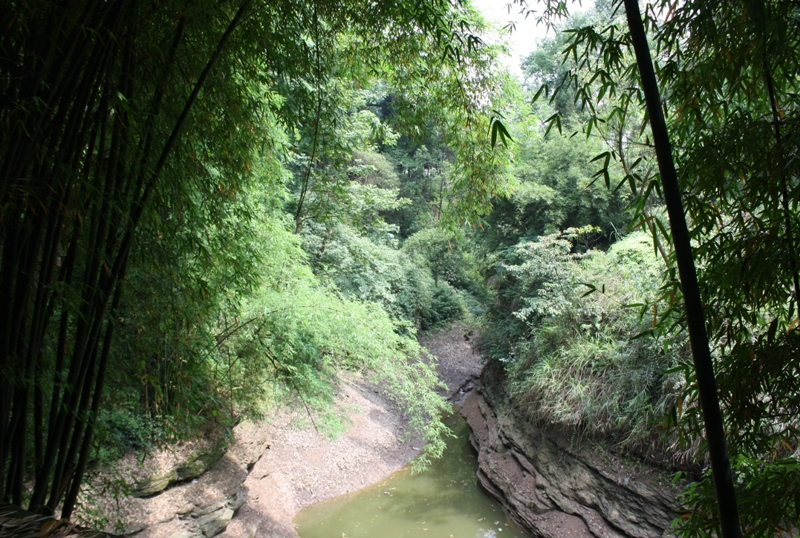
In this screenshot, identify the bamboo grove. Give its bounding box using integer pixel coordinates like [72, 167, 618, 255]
[519, 0, 800, 533]
[0, 0, 490, 517]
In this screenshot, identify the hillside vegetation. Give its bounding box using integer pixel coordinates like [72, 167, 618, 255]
[2, 0, 799, 535]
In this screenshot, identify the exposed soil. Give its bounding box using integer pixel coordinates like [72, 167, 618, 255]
[224, 322, 483, 538]
[219, 376, 423, 538]
[105, 322, 484, 538]
[419, 322, 482, 403]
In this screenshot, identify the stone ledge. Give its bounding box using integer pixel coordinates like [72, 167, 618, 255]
[461, 372, 681, 538]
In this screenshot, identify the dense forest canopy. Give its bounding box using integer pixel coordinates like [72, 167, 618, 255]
[0, 0, 511, 517]
[2, 0, 800, 535]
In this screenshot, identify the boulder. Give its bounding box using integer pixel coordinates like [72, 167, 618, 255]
[197, 508, 235, 537]
[132, 432, 229, 497]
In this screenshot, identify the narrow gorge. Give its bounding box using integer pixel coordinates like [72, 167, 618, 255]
[72, 327, 681, 538]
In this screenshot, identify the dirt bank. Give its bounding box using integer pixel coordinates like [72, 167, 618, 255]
[224, 322, 482, 537]
[91, 323, 482, 538]
[219, 377, 423, 538]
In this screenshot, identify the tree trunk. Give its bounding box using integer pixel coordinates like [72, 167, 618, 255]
[621, 1, 742, 536]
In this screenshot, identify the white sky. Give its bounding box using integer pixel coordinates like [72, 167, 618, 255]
[471, 0, 594, 79]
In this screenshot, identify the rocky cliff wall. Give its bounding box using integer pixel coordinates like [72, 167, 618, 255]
[461, 364, 680, 538]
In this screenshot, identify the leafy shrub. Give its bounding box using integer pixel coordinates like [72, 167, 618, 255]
[676, 456, 800, 537]
[491, 230, 688, 452]
[420, 282, 466, 330]
[302, 221, 469, 331]
[106, 193, 452, 463]
[402, 227, 474, 289]
[92, 408, 163, 465]
[226, 265, 451, 463]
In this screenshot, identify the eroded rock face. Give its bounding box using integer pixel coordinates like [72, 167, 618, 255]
[461, 374, 680, 538]
[83, 420, 268, 538]
[83, 377, 425, 538]
[129, 427, 230, 498]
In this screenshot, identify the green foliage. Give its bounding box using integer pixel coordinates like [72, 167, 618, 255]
[500, 129, 629, 244]
[425, 283, 468, 331]
[92, 408, 161, 465]
[511, 0, 800, 532]
[2, 0, 527, 513]
[372, 18, 517, 229]
[677, 456, 800, 537]
[479, 44, 631, 254]
[229, 263, 452, 464]
[489, 230, 686, 452]
[403, 227, 472, 288]
[351, 150, 401, 190]
[384, 142, 455, 236]
[110, 193, 454, 464]
[106, 102, 293, 433]
[301, 221, 468, 332]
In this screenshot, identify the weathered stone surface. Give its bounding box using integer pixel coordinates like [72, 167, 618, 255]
[462, 367, 680, 538]
[133, 470, 180, 497]
[227, 421, 271, 469]
[83, 452, 247, 538]
[130, 428, 229, 497]
[167, 530, 201, 538]
[198, 508, 234, 537]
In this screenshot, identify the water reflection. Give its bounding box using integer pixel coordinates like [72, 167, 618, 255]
[294, 411, 528, 538]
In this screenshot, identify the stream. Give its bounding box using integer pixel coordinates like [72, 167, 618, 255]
[294, 410, 528, 538]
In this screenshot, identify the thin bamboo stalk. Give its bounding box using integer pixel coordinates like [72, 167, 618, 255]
[622, 1, 742, 536]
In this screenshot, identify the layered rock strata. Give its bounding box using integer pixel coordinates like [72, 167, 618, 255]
[85, 422, 264, 538]
[461, 368, 680, 538]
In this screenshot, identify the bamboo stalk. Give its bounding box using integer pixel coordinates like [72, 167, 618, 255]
[622, 1, 742, 535]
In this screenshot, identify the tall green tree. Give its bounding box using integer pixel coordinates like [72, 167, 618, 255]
[621, 1, 740, 533]
[0, 0, 501, 517]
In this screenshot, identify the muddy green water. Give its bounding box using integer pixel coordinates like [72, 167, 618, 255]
[294, 412, 528, 538]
